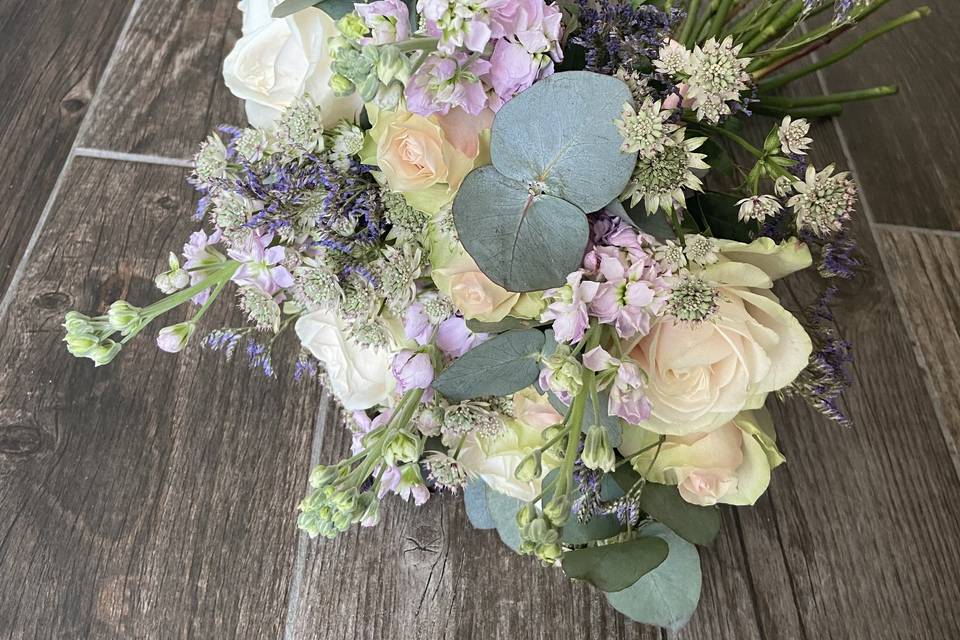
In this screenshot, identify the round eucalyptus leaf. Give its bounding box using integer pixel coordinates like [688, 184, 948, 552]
[491, 71, 637, 213]
[562, 536, 669, 592]
[453, 166, 589, 292]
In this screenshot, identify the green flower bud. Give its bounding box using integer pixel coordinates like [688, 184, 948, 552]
[357, 492, 380, 526]
[763, 127, 781, 154]
[582, 425, 615, 473]
[308, 464, 336, 488]
[329, 73, 356, 97]
[64, 332, 101, 357]
[63, 311, 94, 335]
[383, 430, 421, 467]
[514, 451, 542, 482]
[107, 300, 144, 336]
[543, 494, 571, 527]
[87, 340, 122, 367]
[357, 74, 381, 102]
[537, 542, 563, 564]
[516, 503, 537, 529]
[376, 45, 407, 85]
[337, 12, 368, 41]
[156, 322, 195, 354]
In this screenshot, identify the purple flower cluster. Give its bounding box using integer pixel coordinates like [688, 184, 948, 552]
[571, 0, 682, 74]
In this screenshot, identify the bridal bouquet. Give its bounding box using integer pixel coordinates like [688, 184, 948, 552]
[63, 0, 926, 629]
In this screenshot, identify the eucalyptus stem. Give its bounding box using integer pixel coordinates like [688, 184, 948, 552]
[758, 7, 930, 92]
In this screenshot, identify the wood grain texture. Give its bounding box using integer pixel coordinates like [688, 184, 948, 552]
[876, 228, 960, 473]
[0, 159, 322, 638]
[0, 0, 133, 296]
[817, 0, 960, 230]
[78, 0, 245, 157]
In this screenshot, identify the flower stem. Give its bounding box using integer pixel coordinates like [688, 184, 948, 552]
[752, 103, 843, 118]
[679, 0, 703, 47]
[709, 0, 734, 39]
[742, 0, 804, 54]
[760, 85, 898, 107]
[394, 37, 439, 53]
[757, 7, 930, 92]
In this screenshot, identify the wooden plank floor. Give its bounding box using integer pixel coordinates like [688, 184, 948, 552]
[2, 0, 959, 638]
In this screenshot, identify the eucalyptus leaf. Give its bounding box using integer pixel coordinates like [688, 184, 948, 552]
[433, 328, 545, 401]
[563, 536, 668, 592]
[485, 484, 524, 552]
[540, 468, 624, 545]
[605, 523, 702, 631]
[465, 316, 537, 334]
[491, 71, 637, 212]
[453, 166, 589, 291]
[638, 483, 721, 547]
[464, 479, 496, 530]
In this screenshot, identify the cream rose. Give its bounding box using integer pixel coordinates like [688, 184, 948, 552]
[457, 416, 558, 502]
[361, 105, 490, 214]
[620, 410, 784, 506]
[295, 310, 395, 410]
[631, 237, 813, 435]
[222, 0, 362, 129]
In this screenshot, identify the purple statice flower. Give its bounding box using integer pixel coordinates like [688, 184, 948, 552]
[293, 355, 319, 381]
[817, 232, 861, 279]
[228, 230, 294, 295]
[405, 52, 492, 117]
[356, 0, 411, 44]
[391, 351, 435, 393]
[182, 229, 226, 304]
[435, 315, 489, 358]
[203, 328, 245, 360]
[571, 0, 682, 74]
[589, 250, 670, 339]
[246, 341, 276, 378]
[541, 271, 600, 343]
[572, 465, 604, 523]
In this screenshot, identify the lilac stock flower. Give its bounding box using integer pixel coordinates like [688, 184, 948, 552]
[487, 39, 548, 110]
[355, 0, 411, 44]
[391, 351, 435, 393]
[589, 251, 670, 339]
[379, 464, 430, 505]
[404, 303, 434, 345]
[228, 230, 294, 295]
[609, 362, 652, 424]
[418, 0, 508, 53]
[542, 272, 600, 344]
[182, 229, 225, 304]
[405, 52, 492, 117]
[494, 0, 563, 59]
[436, 315, 489, 358]
[351, 409, 392, 455]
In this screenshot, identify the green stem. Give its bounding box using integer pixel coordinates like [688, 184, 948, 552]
[679, 0, 703, 46]
[742, 0, 804, 54]
[689, 118, 764, 158]
[143, 260, 239, 319]
[708, 0, 734, 39]
[752, 103, 843, 118]
[758, 7, 930, 92]
[394, 37, 439, 53]
[760, 85, 898, 107]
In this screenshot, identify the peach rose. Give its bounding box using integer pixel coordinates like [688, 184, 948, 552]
[620, 410, 784, 506]
[630, 237, 813, 435]
[512, 387, 564, 430]
[361, 105, 491, 214]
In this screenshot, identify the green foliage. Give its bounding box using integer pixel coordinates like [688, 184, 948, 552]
[688, 191, 753, 242]
[484, 483, 524, 552]
[272, 0, 355, 19]
[433, 329, 545, 401]
[464, 479, 496, 530]
[453, 72, 637, 292]
[605, 523, 702, 631]
[465, 316, 538, 334]
[562, 536, 669, 592]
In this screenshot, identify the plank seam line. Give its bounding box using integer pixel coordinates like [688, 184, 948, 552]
[873, 222, 960, 240]
[74, 147, 194, 169]
[283, 389, 335, 640]
[811, 62, 960, 482]
[0, 0, 145, 325]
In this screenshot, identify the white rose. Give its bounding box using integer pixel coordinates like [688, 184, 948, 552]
[631, 237, 813, 435]
[223, 0, 362, 128]
[295, 310, 395, 410]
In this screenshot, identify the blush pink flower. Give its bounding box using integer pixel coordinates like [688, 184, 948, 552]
[582, 347, 653, 425]
[487, 39, 546, 110]
[494, 0, 564, 59]
[228, 230, 294, 295]
[182, 229, 225, 304]
[391, 351, 435, 393]
[590, 252, 671, 339]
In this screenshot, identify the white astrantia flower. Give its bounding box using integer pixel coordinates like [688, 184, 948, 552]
[653, 239, 688, 271]
[684, 36, 751, 124]
[654, 38, 690, 76]
[736, 194, 783, 224]
[684, 234, 720, 267]
[778, 116, 813, 156]
[614, 67, 650, 104]
[194, 134, 230, 182]
[615, 98, 677, 158]
[774, 175, 794, 197]
[621, 132, 710, 214]
[787, 164, 858, 238]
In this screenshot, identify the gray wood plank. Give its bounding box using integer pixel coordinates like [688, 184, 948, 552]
[875, 227, 960, 473]
[78, 0, 245, 157]
[0, 158, 322, 638]
[0, 0, 133, 296]
[818, 0, 960, 230]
